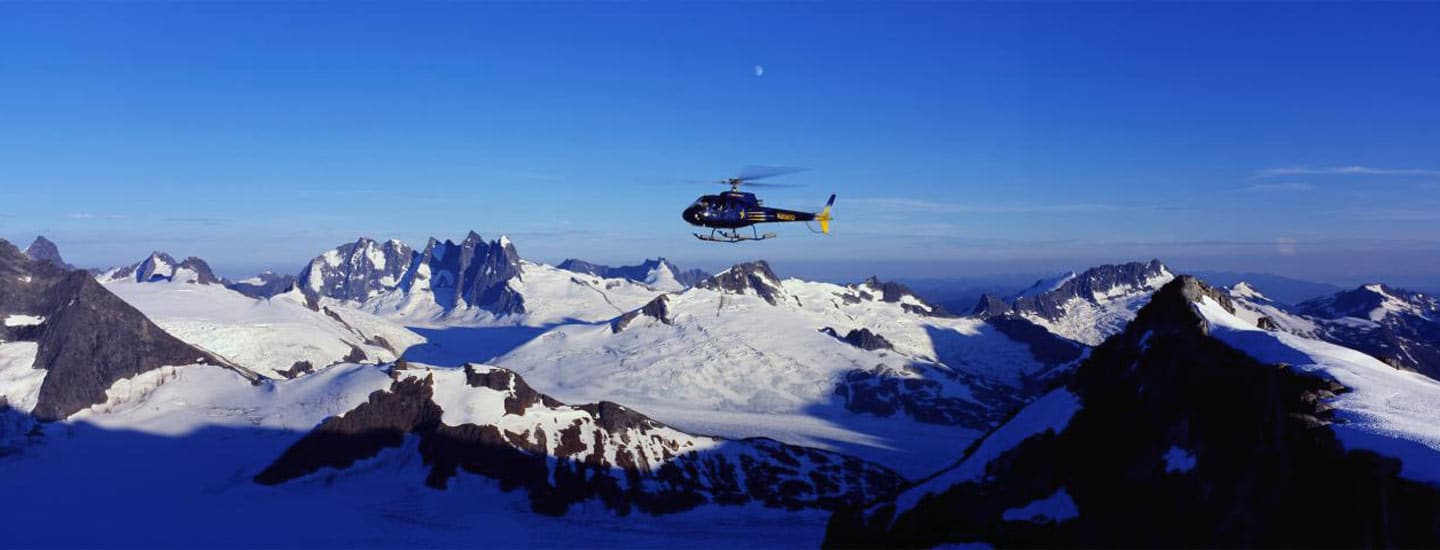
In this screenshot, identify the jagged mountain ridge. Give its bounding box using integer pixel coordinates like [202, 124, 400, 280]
[971, 259, 1174, 345]
[257, 362, 904, 516]
[558, 257, 710, 291]
[100, 251, 222, 285]
[1225, 282, 1440, 381]
[826, 276, 1440, 547]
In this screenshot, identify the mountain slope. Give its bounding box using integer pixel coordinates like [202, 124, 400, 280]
[1225, 282, 1440, 381]
[827, 276, 1440, 547]
[493, 261, 1070, 476]
[102, 275, 424, 380]
[972, 259, 1174, 345]
[256, 362, 904, 516]
[0, 240, 230, 422]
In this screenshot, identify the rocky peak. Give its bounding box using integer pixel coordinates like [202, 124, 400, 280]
[830, 274, 1440, 548]
[299, 237, 414, 303]
[23, 236, 71, 269]
[612, 294, 673, 333]
[696, 260, 786, 305]
[1299, 283, 1439, 321]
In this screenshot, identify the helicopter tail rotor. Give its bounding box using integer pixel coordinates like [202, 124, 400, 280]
[815, 194, 836, 234]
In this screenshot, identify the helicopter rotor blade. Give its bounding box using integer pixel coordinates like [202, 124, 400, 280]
[716, 181, 804, 188]
[736, 165, 807, 181]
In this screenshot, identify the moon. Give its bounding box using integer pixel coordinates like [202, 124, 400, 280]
[754, 64, 765, 77]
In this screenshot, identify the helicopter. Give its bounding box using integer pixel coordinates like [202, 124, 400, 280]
[681, 166, 835, 243]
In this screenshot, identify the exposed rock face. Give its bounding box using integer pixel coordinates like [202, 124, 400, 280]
[558, 257, 710, 288]
[225, 271, 298, 299]
[0, 240, 229, 420]
[827, 276, 1440, 548]
[105, 252, 221, 284]
[299, 233, 526, 316]
[612, 295, 673, 333]
[820, 327, 894, 351]
[1296, 285, 1440, 380]
[969, 260, 1174, 345]
[298, 238, 413, 303]
[696, 260, 788, 306]
[23, 236, 71, 270]
[848, 277, 949, 317]
[256, 365, 904, 516]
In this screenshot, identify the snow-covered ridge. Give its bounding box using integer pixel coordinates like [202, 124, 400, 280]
[1194, 295, 1440, 485]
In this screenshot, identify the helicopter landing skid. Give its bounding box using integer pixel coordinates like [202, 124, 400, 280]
[694, 227, 777, 243]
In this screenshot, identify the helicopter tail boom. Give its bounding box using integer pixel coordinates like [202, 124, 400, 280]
[816, 194, 836, 234]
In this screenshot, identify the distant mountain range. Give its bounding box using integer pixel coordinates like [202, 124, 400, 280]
[4, 234, 1439, 546]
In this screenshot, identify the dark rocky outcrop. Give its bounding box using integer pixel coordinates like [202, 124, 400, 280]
[847, 277, 951, 317]
[827, 276, 1440, 548]
[820, 327, 895, 351]
[612, 295, 673, 333]
[0, 239, 230, 420]
[257, 366, 904, 517]
[280, 361, 315, 379]
[696, 260, 787, 305]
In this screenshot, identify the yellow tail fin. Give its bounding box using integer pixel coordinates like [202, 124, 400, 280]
[816, 194, 836, 234]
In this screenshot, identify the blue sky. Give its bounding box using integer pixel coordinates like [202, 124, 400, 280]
[2, 2, 1438, 287]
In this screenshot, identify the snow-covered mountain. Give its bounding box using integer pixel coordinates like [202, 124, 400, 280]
[829, 276, 1440, 547]
[0, 239, 229, 425]
[1224, 282, 1440, 381]
[971, 259, 1174, 345]
[298, 237, 414, 303]
[492, 260, 1079, 476]
[298, 233, 664, 326]
[256, 362, 903, 515]
[558, 257, 710, 291]
[100, 251, 222, 285]
[100, 269, 423, 380]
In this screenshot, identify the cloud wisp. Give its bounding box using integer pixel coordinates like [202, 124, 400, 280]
[1241, 182, 1314, 193]
[1256, 166, 1440, 178]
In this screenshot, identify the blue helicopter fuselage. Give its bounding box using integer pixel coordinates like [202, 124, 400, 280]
[682, 191, 816, 229]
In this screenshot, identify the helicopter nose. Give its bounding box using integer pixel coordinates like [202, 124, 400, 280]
[682, 206, 702, 225]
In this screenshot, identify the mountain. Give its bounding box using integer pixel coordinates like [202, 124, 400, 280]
[1298, 284, 1440, 378]
[298, 237, 414, 304]
[224, 271, 298, 299]
[558, 257, 710, 291]
[827, 276, 1440, 547]
[296, 233, 662, 326]
[22, 236, 73, 270]
[299, 232, 528, 317]
[1223, 282, 1440, 381]
[256, 362, 903, 516]
[0, 239, 232, 424]
[1192, 270, 1344, 304]
[971, 259, 1174, 345]
[101, 251, 222, 285]
[100, 264, 423, 380]
[493, 260, 1077, 476]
